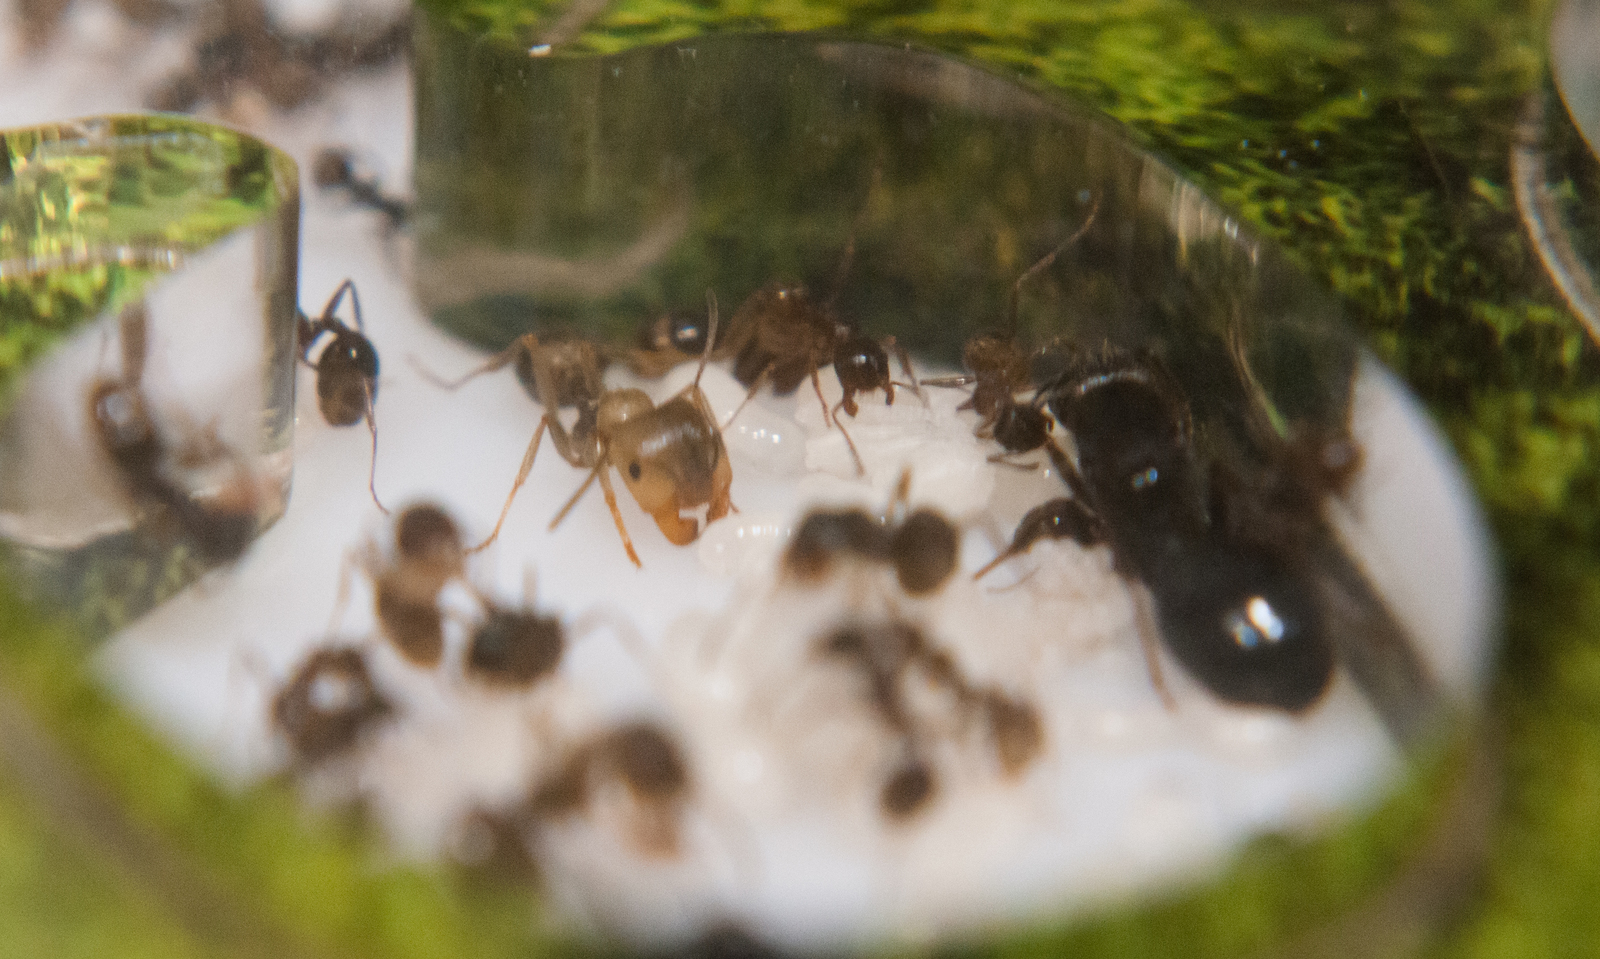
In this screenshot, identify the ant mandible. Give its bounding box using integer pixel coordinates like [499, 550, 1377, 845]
[299, 278, 385, 512]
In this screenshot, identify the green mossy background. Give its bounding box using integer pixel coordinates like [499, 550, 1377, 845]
[3, 0, 1598, 956]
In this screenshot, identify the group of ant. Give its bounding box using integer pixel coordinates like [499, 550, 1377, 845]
[269, 499, 699, 866]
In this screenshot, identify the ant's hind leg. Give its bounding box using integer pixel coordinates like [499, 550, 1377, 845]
[469, 417, 548, 553]
[411, 333, 536, 391]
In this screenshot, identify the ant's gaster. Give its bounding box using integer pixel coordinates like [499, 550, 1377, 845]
[299, 279, 385, 512]
[271, 646, 393, 766]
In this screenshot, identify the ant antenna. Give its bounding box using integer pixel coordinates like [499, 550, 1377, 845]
[826, 162, 883, 311]
[693, 289, 718, 391]
[362, 378, 388, 514]
[1004, 196, 1101, 340]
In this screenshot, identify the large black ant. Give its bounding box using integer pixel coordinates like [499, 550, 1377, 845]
[818, 617, 1043, 820]
[445, 297, 733, 566]
[994, 344, 1337, 714]
[783, 471, 960, 597]
[270, 646, 393, 767]
[298, 278, 385, 512]
[89, 300, 260, 563]
[526, 720, 692, 857]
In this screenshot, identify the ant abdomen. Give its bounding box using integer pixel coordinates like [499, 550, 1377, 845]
[466, 606, 565, 688]
[1144, 535, 1334, 713]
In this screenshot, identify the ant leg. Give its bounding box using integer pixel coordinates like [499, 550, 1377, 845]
[720, 365, 770, 432]
[810, 368, 834, 429]
[1132, 590, 1178, 711]
[986, 452, 1041, 472]
[884, 336, 924, 405]
[833, 414, 866, 477]
[594, 467, 642, 568]
[362, 378, 388, 515]
[469, 416, 549, 553]
[549, 462, 599, 531]
[410, 333, 535, 391]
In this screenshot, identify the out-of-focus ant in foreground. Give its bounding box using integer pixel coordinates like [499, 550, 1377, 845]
[435, 296, 733, 567]
[818, 616, 1043, 821]
[526, 720, 693, 857]
[271, 646, 393, 768]
[783, 471, 960, 597]
[984, 341, 1438, 746]
[298, 278, 385, 512]
[345, 502, 466, 668]
[89, 301, 261, 563]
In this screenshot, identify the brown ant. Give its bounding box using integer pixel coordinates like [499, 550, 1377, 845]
[782, 471, 960, 596]
[346, 502, 466, 668]
[526, 720, 691, 857]
[454, 295, 733, 566]
[89, 300, 260, 563]
[298, 278, 385, 512]
[462, 574, 568, 690]
[819, 617, 1043, 820]
[924, 202, 1100, 466]
[311, 147, 410, 230]
[270, 646, 393, 767]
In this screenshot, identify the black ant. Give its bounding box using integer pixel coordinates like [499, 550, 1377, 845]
[994, 344, 1338, 714]
[526, 720, 691, 857]
[270, 646, 393, 767]
[89, 300, 260, 563]
[311, 147, 410, 230]
[623, 308, 711, 379]
[349, 502, 466, 668]
[782, 471, 960, 597]
[448, 297, 733, 566]
[819, 617, 1043, 820]
[298, 278, 385, 512]
[462, 577, 567, 690]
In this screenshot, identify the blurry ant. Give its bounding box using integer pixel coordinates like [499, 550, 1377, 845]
[783, 471, 960, 596]
[819, 617, 1042, 820]
[461, 570, 569, 690]
[311, 147, 410, 230]
[298, 279, 385, 512]
[458, 295, 733, 566]
[89, 300, 260, 563]
[342, 502, 466, 668]
[526, 720, 691, 857]
[270, 646, 393, 768]
[924, 201, 1100, 467]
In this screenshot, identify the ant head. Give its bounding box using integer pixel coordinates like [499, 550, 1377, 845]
[467, 606, 565, 687]
[833, 336, 890, 392]
[880, 758, 937, 819]
[395, 503, 463, 567]
[311, 147, 355, 188]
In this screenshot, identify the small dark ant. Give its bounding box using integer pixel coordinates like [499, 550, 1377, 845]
[782, 471, 960, 597]
[270, 646, 393, 767]
[819, 617, 1043, 820]
[89, 301, 259, 563]
[527, 720, 691, 857]
[311, 147, 411, 229]
[971, 497, 1099, 580]
[1006, 344, 1338, 714]
[352, 502, 467, 668]
[453, 296, 733, 566]
[463, 584, 566, 689]
[298, 278, 385, 512]
[623, 308, 711, 379]
[924, 202, 1100, 466]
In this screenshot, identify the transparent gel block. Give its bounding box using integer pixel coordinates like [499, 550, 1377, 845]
[0, 115, 299, 637]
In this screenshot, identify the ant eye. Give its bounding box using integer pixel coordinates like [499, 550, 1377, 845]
[629, 462, 642, 480]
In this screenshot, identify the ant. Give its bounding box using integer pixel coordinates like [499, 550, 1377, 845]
[89, 300, 260, 563]
[526, 720, 691, 857]
[988, 344, 1338, 714]
[924, 202, 1101, 466]
[456, 296, 733, 566]
[819, 617, 1043, 820]
[311, 147, 411, 230]
[462, 577, 567, 690]
[270, 646, 393, 767]
[622, 308, 711, 379]
[782, 471, 960, 597]
[346, 502, 467, 668]
[298, 279, 385, 512]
